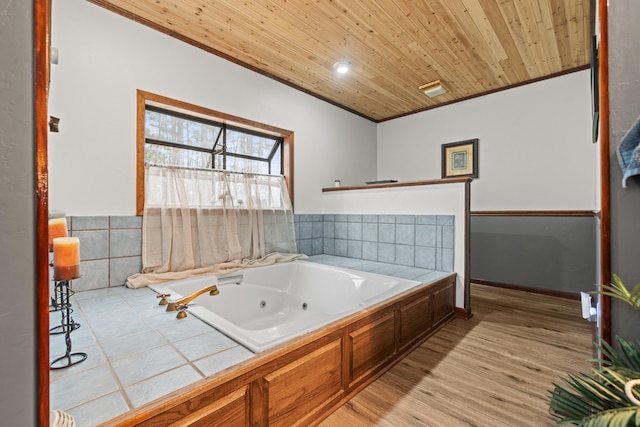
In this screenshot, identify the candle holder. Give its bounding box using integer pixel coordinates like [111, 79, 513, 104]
[50, 279, 87, 370]
[49, 278, 80, 334]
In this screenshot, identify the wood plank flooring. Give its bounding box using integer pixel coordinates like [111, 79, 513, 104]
[320, 284, 593, 426]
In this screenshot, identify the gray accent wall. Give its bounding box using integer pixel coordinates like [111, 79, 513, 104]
[609, 1, 640, 341]
[470, 216, 597, 294]
[0, 1, 37, 425]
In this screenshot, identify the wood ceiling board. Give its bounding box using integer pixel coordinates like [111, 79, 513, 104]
[88, 0, 592, 122]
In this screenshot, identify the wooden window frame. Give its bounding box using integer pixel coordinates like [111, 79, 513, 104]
[136, 90, 294, 215]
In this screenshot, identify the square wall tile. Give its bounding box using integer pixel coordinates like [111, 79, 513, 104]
[396, 215, 415, 225]
[110, 256, 142, 287]
[298, 222, 312, 239]
[442, 248, 454, 272]
[378, 223, 395, 244]
[362, 241, 377, 261]
[323, 238, 335, 255]
[415, 246, 436, 270]
[298, 239, 312, 255]
[396, 245, 415, 267]
[70, 216, 109, 230]
[377, 243, 395, 264]
[442, 225, 455, 249]
[73, 230, 109, 261]
[335, 222, 348, 238]
[323, 222, 335, 238]
[396, 224, 415, 245]
[416, 215, 437, 225]
[110, 216, 142, 229]
[73, 259, 109, 291]
[312, 222, 324, 238]
[323, 214, 335, 222]
[347, 240, 362, 259]
[312, 238, 323, 255]
[335, 214, 348, 222]
[348, 222, 362, 241]
[415, 225, 436, 247]
[335, 239, 348, 257]
[362, 223, 378, 242]
[379, 215, 396, 224]
[437, 215, 454, 225]
[362, 215, 378, 223]
[347, 215, 363, 222]
[110, 229, 142, 258]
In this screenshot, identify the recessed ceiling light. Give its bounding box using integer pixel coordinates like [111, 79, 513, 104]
[419, 80, 447, 98]
[333, 60, 352, 74]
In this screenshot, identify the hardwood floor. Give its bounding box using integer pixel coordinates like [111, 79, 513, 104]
[320, 284, 593, 426]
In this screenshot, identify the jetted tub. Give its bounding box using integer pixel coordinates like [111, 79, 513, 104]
[150, 260, 425, 353]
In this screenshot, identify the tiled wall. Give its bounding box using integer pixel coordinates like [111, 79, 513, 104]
[295, 214, 454, 272]
[66, 216, 142, 292]
[64, 213, 453, 292]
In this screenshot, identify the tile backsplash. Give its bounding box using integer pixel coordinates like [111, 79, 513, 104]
[65, 213, 454, 292]
[67, 216, 142, 292]
[295, 214, 454, 272]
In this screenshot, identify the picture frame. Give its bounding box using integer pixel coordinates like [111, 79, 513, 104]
[441, 138, 479, 179]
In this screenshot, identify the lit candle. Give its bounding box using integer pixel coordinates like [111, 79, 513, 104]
[53, 237, 80, 281]
[48, 217, 68, 251]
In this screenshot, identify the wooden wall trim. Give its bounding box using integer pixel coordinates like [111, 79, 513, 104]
[471, 210, 597, 217]
[472, 279, 580, 301]
[322, 177, 472, 193]
[35, 0, 50, 425]
[598, 0, 611, 345]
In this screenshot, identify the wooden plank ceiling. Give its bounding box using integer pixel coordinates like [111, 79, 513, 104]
[89, 0, 592, 122]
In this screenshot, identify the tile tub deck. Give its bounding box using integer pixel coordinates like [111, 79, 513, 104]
[49, 255, 448, 426]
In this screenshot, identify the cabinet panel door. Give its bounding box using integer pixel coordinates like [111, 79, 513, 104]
[348, 312, 395, 385]
[264, 339, 343, 427]
[399, 293, 433, 348]
[433, 282, 455, 325]
[175, 386, 248, 427]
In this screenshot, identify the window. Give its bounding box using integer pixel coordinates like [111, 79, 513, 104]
[144, 106, 283, 174]
[136, 90, 293, 214]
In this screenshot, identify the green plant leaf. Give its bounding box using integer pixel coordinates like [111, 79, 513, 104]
[580, 406, 640, 427]
[592, 275, 640, 312]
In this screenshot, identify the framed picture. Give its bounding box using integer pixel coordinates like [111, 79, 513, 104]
[441, 138, 479, 179]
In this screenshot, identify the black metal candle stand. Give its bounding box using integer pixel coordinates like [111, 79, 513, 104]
[50, 279, 87, 370]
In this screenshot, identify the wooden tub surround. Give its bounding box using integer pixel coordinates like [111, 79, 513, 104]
[100, 273, 456, 426]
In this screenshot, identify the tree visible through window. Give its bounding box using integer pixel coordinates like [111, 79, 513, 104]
[144, 106, 283, 175]
[136, 90, 294, 215]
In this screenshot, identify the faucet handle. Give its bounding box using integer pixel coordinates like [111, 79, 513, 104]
[156, 293, 171, 306]
[175, 303, 189, 319]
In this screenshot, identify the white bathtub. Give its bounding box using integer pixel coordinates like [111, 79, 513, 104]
[149, 261, 424, 353]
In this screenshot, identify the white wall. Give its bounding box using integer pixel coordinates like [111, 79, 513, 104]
[50, 1, 597, 215]
[48, 0, 377, 216]
[377, 71, 598, 211]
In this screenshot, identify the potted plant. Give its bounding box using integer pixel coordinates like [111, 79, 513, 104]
[549, 275, 640, 426]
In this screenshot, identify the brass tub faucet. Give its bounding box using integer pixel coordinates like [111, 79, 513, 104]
[166, 284, 220, 313]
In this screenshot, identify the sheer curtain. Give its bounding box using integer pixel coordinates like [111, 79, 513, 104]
[132, 164, 297, 285]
